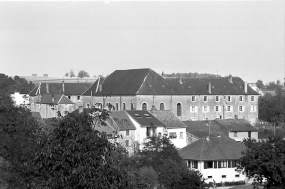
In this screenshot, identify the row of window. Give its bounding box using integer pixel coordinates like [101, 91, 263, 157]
[207, 175, 240, 179]
[191, 95, 255, 102]
[190, 105, 256, 113]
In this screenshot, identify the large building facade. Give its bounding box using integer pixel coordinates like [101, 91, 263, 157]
[81, 69, 259, 124]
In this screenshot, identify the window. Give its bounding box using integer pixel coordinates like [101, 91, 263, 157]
[180, 132, 183, 139]
[222, 175, 226, 178]
[191, 117, 197, 121]
[238, 106, 243, 112]
[234, 132, 237, 137]
[146, 127, 156, 137]
[77, 96, 80, 100]
[169, 132, 177, 139]
[235, 175, 240, 178]
[251, 96, 254, 101]
[208, 176, 212, 179]
[215, 96, 220, 102]
[221, 161, 227, 168]
[227, 106, 232, 112]
[202, 106, 209, 112]
[239, 96, 243, 101]
[177, 103, 182, 116]
[227, 96, 231, 102]
[204, 161, 213, 169]
[126, 130, 129, 136]
[142, 103, 147, 111]
[160, 103, 165, 110]
[190, 106, 197, 112]
[68, 96, 71, 99]
[125, 140, 129, 147]
[215, 106, 220, 112]
[130, 103, 134, 110]
[192, 161, 198, 169]
[191, 96, 196, 102]
[251, 105, 256, 112]
[248, 131, 251, 139]
[123, 103, 126, 110]
[204, 96, 208, 102]
[116, 103, 119, 110]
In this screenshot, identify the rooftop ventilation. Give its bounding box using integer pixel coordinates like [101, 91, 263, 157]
[135, 114, 141, 118]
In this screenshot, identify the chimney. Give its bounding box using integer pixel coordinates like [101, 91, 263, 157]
[179, 75, 182, 84]
[62, 81, 65, 93]
[208, 82, 212, 94]
[229, 74, 233, 83]
[46, 83, 49, 94]
[244, 81, 248, 93]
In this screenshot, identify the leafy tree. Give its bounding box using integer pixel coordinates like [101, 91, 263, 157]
[0, 94, 45, 188]
[69, 70, 75, 77]
[29, 110, 146, 188]
[138, 136, 203, 189]
[77, 70, 90, 78]
[65, 72, 69, 77]
[0, 74, 35, 94]
[256, 80, 265, 89]
[241, 136, 285, 188]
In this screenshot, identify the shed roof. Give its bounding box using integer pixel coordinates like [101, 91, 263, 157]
[126, 110, 165, 127]
[179, 137, 246, 161]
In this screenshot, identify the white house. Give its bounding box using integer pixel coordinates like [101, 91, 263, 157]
[11, 92, 29, 107]
[179, 136, 247, 184]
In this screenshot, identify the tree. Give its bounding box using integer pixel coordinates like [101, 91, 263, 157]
[28, 110, 146, 188]
[77, 70, 90, 78]
[0, 74, 35, 94]
[65, 72, 69, 77]
[138, 136, 203, 189]
[256, 80, 264, 89]
[241, 136, 285, 188]
[69, 70, 75, 77]
[0, 94, 45, 188]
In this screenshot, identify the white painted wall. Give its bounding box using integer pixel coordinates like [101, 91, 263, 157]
[167, 128, 187, 149]
[229, 131, 258, 141]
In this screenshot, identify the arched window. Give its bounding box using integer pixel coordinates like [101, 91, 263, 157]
[116, 103, 119, 110]
[123, 103, 126, 110]
[142, 103, 147, 111]
[177, 103, 182, 116]
[130, 103, 134, 110]
[160, 103, 165, 110]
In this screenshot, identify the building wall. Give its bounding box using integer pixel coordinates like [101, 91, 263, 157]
[187, 161, 246, 183]
[117, 129, 137, 155]
[229, 131, 258, 141]
[86, 94, 258, 124]
[38, 104, 76, 118]
[167, 128, 187, 149]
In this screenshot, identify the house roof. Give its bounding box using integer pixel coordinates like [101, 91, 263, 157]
[36, 94, 74, 105]
[81, 68, 259, 96]
[126, 110, 165, 127]
[215, 119, 258, 132]
[183, 120, 225, 138]
[110, 111, 136, 130]
[179, 137, 247, 161]
[149, 110, 186, 128]
[29, 82, 92, 96]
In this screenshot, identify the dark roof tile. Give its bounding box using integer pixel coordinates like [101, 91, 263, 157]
[149, 110, 186, 128]
[126, 110, 165, 127]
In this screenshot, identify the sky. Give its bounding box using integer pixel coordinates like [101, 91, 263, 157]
[0, 1, 284, 84]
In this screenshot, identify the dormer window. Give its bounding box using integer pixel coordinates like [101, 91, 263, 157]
[227, 96, 231, 102]
[204, 96, 208, 102]
[77, 96, 80, 100]
[144, 113, 151, 118]
[135, 113, 141, 118]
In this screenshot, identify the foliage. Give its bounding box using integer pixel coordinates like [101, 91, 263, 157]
[77, 70, 90, 78]
[241, 137, 285, 188]
[0, 74, 35, 94]
[0, 94, 45, 188]
[69, 70, 75, 77]
[138, 136, 203, 189]
[163, 72, 220, 78]
[256, 80, 265, 89]
[29, 111, 146, 188]
[64, 72, 69, 77]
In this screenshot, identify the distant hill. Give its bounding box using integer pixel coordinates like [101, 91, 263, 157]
[19, 76, 97, 84]
[162, 72, 221, 78]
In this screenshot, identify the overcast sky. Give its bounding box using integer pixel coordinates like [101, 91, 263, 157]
[0, 1, 284, 84]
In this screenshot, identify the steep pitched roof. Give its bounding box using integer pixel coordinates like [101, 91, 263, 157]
[183, 120, 226, 138]
[29, 82, 91, 96]
[82, 68, 259, 96]
[179, 137, 246, 161]
[149, 110, 187, 128]
[81, 77, 105, 96]
[126, 110, 165, 127]
[36, 94, 74, 105]
[110, 111, 136, 130]
[216, 119, 258, 132]
[165, 77, 259, 95]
